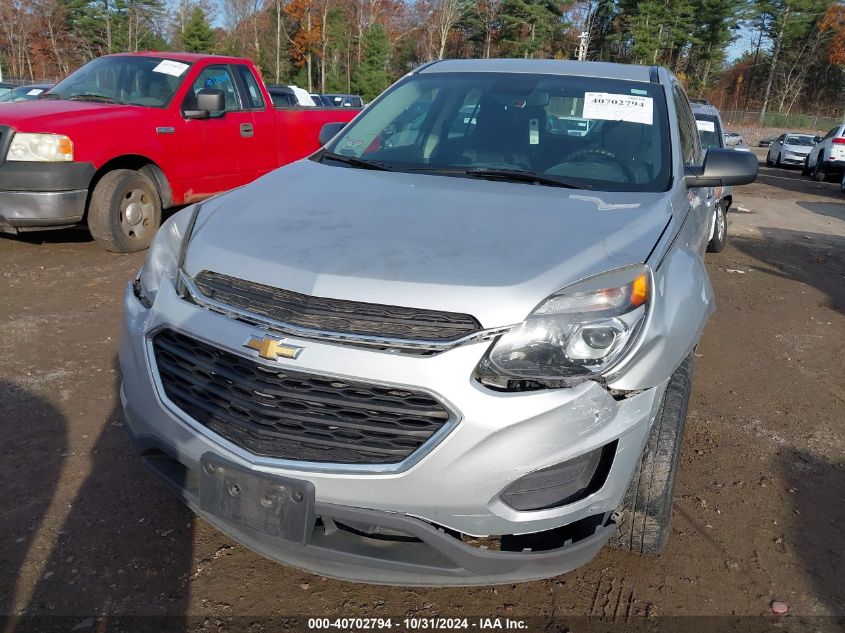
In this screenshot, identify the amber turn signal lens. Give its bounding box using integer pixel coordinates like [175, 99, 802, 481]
[57, 137, 74, 156]
[630, 273, 648, 307]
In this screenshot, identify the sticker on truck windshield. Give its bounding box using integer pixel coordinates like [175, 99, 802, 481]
[582, 92, 653, 125]
[696, 120, 716, 132]
[153, 60, 189, 77]
[27, 88, 44, 96]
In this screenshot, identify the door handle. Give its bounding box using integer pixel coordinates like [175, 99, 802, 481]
[240, 123, 254, 138]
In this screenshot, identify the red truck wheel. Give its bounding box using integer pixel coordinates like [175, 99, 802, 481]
[88, 169, 162, 252]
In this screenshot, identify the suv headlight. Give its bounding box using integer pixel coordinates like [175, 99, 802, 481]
[475, 265, 651, 390]
[7, 133, 74, 161]
[133, 205, 198, 308]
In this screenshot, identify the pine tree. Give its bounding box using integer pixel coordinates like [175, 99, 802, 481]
[351, 25, 390, 101]
[498, 0, 562, 58]
[182, 6, 214, 53]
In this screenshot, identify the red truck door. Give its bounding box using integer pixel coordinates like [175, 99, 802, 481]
[232, 64, 278, 179]
[175, 64, 258, 200]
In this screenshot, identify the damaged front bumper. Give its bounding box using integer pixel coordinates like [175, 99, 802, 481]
[119, 279, 667, 584]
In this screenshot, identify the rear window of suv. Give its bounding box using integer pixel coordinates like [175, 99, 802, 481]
[325, 72, 672, 192]
[694, 114, 722, 149]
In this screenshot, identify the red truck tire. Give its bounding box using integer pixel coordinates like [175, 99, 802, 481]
[87, 169, 162, 253]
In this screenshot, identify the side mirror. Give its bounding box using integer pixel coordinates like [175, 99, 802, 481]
[778, 140, 784, 145]
[184, 88, 225, 119]
[318, 122, 347, 146]
[813, 136, 822, 144]
[684, 148, 758, 187]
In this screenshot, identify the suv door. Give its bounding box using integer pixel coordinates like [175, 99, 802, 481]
[673, 84, 711, 253]
[176, 64, 257, 197]
[811, 126, 838, 169]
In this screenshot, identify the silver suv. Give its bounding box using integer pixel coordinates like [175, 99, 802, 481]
[803, 123, 845, 182]
[691, 100, 730, 253]
[120, 59, 757, 585]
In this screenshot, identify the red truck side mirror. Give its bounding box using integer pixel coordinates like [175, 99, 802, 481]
[184, 88, 226, 120]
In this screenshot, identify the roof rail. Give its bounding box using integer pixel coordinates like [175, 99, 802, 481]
[649, 66, 660, 83]
[412, 60, 443, 74]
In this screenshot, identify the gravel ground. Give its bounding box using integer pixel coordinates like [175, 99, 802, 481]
[1, 154, 843, 633]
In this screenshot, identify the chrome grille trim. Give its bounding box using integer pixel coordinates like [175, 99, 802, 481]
[180, 272, 510, 354]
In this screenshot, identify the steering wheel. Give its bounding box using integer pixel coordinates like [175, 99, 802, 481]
[559, 147, 635, 182]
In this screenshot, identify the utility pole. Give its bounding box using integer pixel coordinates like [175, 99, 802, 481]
[577, 32, 589, 61]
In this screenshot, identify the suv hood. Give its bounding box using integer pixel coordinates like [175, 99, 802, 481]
[184, 160, 672, 328]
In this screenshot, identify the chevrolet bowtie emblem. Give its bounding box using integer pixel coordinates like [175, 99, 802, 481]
[244, 336, 303, 360]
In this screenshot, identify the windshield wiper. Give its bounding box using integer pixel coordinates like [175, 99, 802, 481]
[67, 93, 122, 104]
[465, 167, 589, 190]
[321, 151, 394, 171]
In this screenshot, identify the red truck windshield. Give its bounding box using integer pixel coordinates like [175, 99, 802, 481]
[45, 56, 191, 108]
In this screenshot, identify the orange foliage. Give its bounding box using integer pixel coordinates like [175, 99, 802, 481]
[820, 4, 845, 65]
[284, 0, 322, 66]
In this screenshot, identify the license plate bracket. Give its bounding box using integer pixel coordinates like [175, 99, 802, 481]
[199, 453, 315, 545]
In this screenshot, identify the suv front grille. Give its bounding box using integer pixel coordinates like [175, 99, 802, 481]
[192, 270, 481, 343]
[152, 329, 453, 465]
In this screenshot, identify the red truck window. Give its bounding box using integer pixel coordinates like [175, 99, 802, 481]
[186, 65, 242, 112]
[235, 65, 265, 110]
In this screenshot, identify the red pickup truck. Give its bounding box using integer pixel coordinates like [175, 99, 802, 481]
[0, 52, 358, 251]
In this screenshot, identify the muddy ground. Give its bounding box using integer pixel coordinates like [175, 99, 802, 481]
[1, 153, 843, 632]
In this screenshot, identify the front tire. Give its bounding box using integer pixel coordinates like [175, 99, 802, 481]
[707, 203, 727, 253]
[840, 171, 845, 194]
[609, 354, 694, 555]
[802, 156, 811, 176]
[87, 169, 162, 253]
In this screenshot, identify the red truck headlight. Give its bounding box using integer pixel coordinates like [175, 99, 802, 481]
[6, 133, 74, 162]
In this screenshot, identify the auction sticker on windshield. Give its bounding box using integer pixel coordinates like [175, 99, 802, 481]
[696, 120, 716, 132]
[153, 60, 189, 77]
[583, 92, 653, 125]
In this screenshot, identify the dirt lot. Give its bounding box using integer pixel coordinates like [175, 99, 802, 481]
[1, 153, 843, 632]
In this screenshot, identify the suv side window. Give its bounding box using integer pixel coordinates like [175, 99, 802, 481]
[824, 126, 838, 140]
[235, 65, 265, 109]
[185, 65, 241, 112]
[673, 85, 702, 166]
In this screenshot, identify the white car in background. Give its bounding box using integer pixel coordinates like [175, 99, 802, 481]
[803, 123, 845, 181]
[766, 133, 814, 168]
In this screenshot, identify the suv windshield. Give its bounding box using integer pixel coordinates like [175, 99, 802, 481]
[46, 56, 190, 107]
[784, 135, 814, 146]
[324, 72, 671, 192]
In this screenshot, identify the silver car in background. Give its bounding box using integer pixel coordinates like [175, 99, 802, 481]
[120, 59, 757, 585]
[766, 133, 814, 167]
